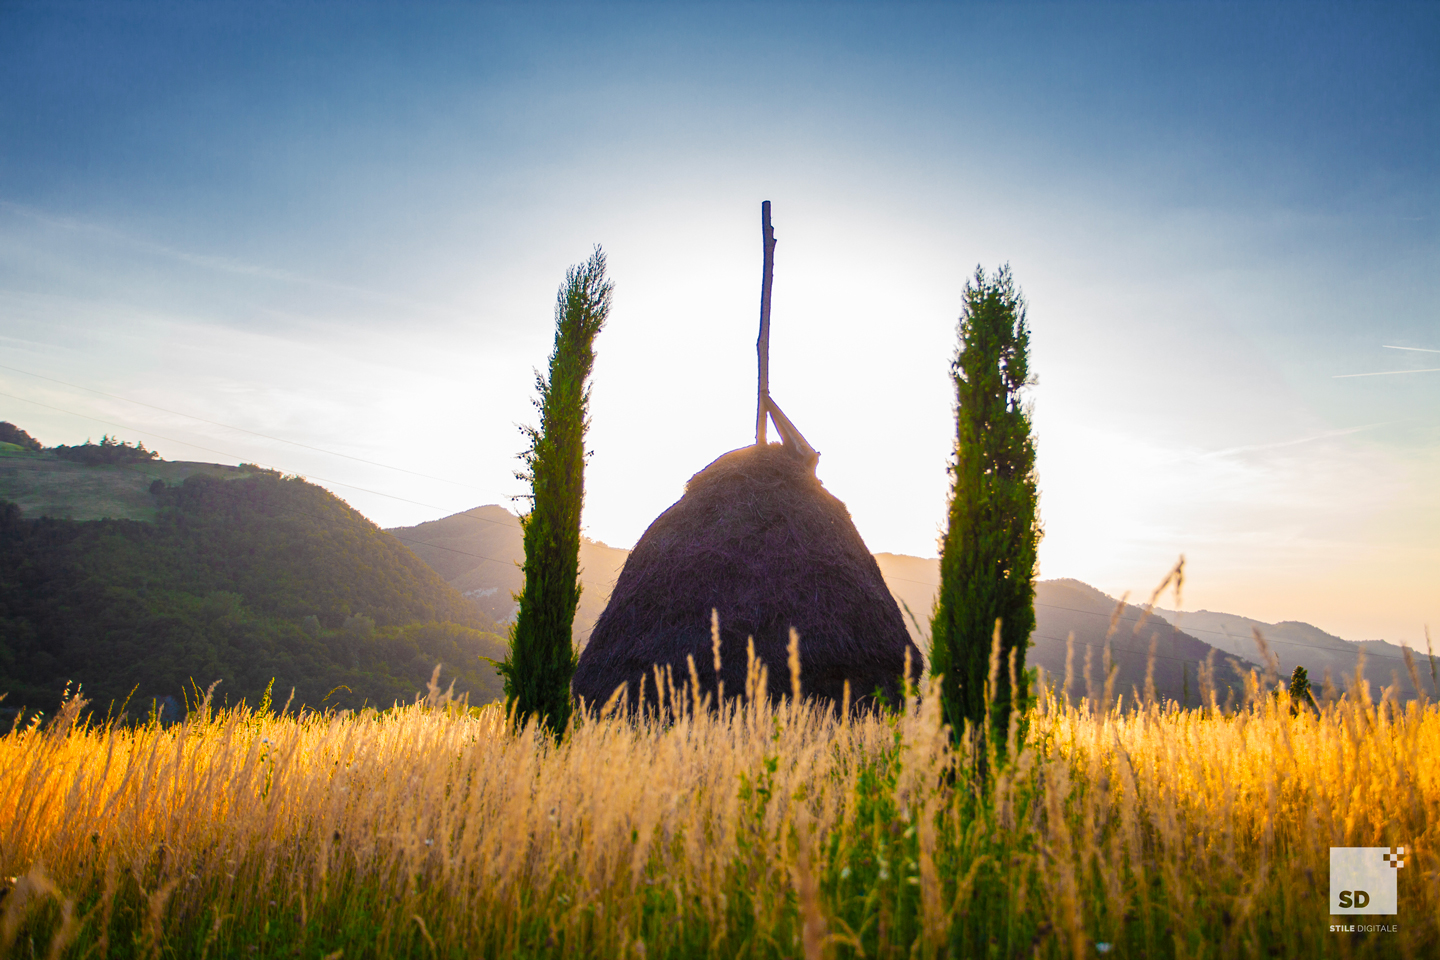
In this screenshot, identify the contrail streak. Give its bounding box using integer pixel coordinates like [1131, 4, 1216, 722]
[1334, 368, 1440, 378]
[0, 199, 466, 319]
[1179, 422, 1390, 462]
[1383, 345, 1440, 354]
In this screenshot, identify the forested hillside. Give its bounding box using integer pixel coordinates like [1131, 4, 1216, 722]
[388, 510, 1261, 707]
[0, 469, 507, 717]
[0, 422, 1375, 719]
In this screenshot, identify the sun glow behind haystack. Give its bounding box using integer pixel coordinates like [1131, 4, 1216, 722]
[585, 198, 961, 567]
[2, 189, 1435, 644]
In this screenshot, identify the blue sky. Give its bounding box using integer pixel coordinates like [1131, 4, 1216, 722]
[1, 2, 1436, 641]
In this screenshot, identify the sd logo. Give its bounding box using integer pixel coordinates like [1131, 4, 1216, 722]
[1330, 847, 1403, 915]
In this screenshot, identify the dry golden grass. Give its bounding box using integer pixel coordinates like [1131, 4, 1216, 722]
[2, 650, 1438, 959]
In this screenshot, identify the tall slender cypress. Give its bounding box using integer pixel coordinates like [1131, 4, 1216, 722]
[930, 265, 1041, 755]
[498, 247, 612, 737]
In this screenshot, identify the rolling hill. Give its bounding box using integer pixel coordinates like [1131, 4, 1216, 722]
[875, 558, 1255, 707]
[0, 442, 254, 521]
[0, 446, 507, 717]
[386, 508, 630, 642]
[1156, 607, 1435, 701]
[6, 426, 1396, 716]
[391, 507, 1271, 706]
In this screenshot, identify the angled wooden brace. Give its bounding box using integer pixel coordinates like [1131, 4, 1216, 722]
[765, 396, 819, 473]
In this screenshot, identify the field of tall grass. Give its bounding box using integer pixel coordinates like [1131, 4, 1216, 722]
[3, 642, 1437, 959]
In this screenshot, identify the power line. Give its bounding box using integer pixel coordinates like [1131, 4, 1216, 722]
[1032, 600, 1428, 668]
[3, 380, 1428, 671]
[387, 532, 619, 591]
[35, 459, 508, 632]
[0, 361, 485, 491]
[388, 533, 516, 571]
[0, 386, 616, 586]
[0, 386, 519, 532]
[879, 573, 1428, 668]
[1028, 632, 1236, 672]
[1, 388, 280, 470]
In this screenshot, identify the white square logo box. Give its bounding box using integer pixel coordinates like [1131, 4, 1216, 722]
[1330, 847, 1404, 915]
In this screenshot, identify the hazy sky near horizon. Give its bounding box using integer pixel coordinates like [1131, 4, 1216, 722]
[1, 2, 1436, 643]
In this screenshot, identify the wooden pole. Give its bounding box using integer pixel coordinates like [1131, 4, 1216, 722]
[756, 200, 776, 445]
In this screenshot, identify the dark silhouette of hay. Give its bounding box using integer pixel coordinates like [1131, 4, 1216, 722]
[573, 443, 923, 712]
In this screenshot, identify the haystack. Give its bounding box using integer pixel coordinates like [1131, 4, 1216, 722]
[572, 441, 922, 712]
[573, 202, 920, 712]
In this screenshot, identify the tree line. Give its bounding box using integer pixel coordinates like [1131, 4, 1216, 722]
[0, 422, 159, 465]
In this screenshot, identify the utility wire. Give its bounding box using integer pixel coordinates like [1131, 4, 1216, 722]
[387, 532, 619, 592]
[0, 386, 518, 531]
[1030, 600, 1426, 667]
[0, 361, 485, 490]
[879, 571, 1428, 668]
[1028, 632, 1239, 672]
[3, 382, 1428, 670]
[0, 387, 608, 583]
[95, 462, 517, 632]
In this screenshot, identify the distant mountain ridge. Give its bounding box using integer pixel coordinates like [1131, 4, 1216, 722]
[6, 419, 1400, 713]
[386, 507, 629, 642]
[876, 562, 1256, 706]
[395, 504, 1431, 705]
[397, 507, 1431, 706]
[1155, 607, 1433, 701]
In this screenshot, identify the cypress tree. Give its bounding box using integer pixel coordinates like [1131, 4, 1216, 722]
[498, 247, 612, 737]
[930, 264, 1041, 756]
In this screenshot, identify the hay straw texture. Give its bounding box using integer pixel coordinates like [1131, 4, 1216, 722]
[3, 666, 1438, 957]
[573, 443, 924, 712]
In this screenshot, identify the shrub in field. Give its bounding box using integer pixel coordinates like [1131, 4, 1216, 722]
[1288, 664, 1318, 712]
[2, 654, 1437, 959]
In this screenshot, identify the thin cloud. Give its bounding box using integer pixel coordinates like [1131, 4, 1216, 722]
[0, 199, 467, 320]
[1334, 368, 1440, 378]
[1333, 344, 1440, 377]
[1174, 422, 1392, 463]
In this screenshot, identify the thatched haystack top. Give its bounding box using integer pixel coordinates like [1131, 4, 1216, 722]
[573, 442, 923, 712]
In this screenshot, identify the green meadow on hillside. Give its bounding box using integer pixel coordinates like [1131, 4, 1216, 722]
[0, 443, 253, 522]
